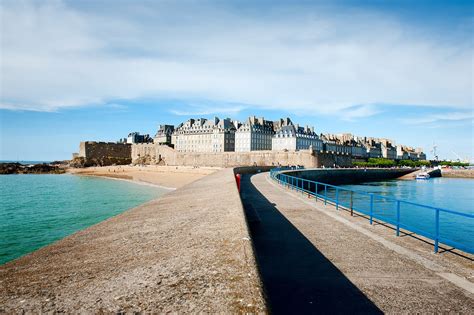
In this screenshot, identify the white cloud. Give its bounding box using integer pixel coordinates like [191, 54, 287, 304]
[400, 111, 474, 125]
[0, 1, 472, 114]
[169, 103, 246, 116]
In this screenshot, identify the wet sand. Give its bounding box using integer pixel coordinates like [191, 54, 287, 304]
[68, 165, 220, 189]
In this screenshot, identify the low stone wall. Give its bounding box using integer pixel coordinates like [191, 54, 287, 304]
[79, 142, 132, 166]
[441, 169, 474, 178]
[132, 143, 352, 168]
[282, 168, 416, 185]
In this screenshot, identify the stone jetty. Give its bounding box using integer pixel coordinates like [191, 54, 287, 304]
[1, 168, 472, 313]
[0, 169, 265, 313]
[240, 172, 473, 313]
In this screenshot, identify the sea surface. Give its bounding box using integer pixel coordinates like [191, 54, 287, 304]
[334, 178, 474, 253]
[0, 174, 167, 265]
[0, 160, 51, 164]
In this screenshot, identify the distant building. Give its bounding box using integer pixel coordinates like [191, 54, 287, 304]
[379, 139, 397, 160]
[272, 123, 323, 151]
[396, 145, 426, 160]
[366, 145, 382, 158]
[127, 132, 152, 144]
[321, 134, 353, 155]
[174, 117, 236, 152]
[351, 144, 367, 158]
[154, 125, 175, 145]
[415, 147, 426, 160]
[235, 116, 274, 152]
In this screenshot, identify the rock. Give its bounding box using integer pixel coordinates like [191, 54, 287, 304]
[0, 163, 66, 175]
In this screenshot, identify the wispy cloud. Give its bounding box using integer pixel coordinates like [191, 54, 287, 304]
[0, 1, 472, 115]
[169, 102, 247, 116]
[400, 111, 474, 125]
[339, 104, 382, 121]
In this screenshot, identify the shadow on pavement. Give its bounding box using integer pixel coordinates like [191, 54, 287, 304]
[240, 174, 382, 314]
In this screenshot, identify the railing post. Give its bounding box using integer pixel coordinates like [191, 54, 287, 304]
[315, 183, 318, 202]
[324, 185, 327, 205]
[335, 187, 339, 210]
[350, 191, 354, 216]
[396, 201, 400, 236]
[434, 208, 440, 253]
[369, 194, 374, 225]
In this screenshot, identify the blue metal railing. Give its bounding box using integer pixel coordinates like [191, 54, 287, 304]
[269, 168, 474, 254]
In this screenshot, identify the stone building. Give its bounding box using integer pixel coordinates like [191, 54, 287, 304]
[154, 125, 175, 145]
[235, 116, 274, 152]
[272, 124, 323, 151]
[396, 145, 425, 160]
[174, 117, 236, 153]
[321, 134, 353, 155]
[416, 148, 427, 160]
[127, 132, 152, 144]
[379, 139, 397, 160]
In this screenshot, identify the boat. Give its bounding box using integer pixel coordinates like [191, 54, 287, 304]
[416, 172, 430, 180]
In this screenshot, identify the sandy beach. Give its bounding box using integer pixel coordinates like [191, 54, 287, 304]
[68, 165, 220, 189]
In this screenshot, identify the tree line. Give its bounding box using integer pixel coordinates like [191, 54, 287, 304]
[352, 158, 469, 168]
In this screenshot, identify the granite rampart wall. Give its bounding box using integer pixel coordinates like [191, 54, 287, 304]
[80, 141, 132, 166]
[131, 144, 351, 168]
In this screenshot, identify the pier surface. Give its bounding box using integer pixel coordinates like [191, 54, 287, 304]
[241, 172, 473, 313]
[0, 169, 265, 313]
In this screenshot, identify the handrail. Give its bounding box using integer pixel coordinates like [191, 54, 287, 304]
[269, 168, 473, 254]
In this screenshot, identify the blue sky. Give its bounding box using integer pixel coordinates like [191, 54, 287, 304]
[0, 0, 473, 161]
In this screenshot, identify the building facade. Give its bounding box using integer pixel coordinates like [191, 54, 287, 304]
[126, 132, 152, 144]
[272, 124, 323, 151]
[235, 116, 274, 152]
[154, 125, 175, 145]
[174, 117, 236, 153]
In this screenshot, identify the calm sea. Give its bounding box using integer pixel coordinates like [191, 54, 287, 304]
[0, 160, 51, 164]
[0, 174, 167, 265]
[338, 178, 473, 252]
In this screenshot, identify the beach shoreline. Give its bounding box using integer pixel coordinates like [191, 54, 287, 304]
[67, 165, 220, 189]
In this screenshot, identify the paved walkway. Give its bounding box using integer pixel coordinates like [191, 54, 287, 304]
[0, 169, 265, 313]
[241, 173, 473, 314]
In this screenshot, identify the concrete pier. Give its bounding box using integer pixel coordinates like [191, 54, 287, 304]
[0, 169, 265, 313]
[241, 172, 473, 313]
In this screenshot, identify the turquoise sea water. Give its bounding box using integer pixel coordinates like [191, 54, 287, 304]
[336, 178, 474, 252]
[0, 174, 167, 265]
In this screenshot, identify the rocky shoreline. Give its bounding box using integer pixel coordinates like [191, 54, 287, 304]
[0, 162, 67, 175]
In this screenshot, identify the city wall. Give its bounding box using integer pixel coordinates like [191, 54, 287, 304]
[282, 168, 416, 185]
[78, 141, 132, 167]
[131, 144, 352, 168]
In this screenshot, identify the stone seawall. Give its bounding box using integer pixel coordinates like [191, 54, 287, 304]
[132, 143, 352, 168]
[283, 168, 416, 185]
[79, 141, 132, 166]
